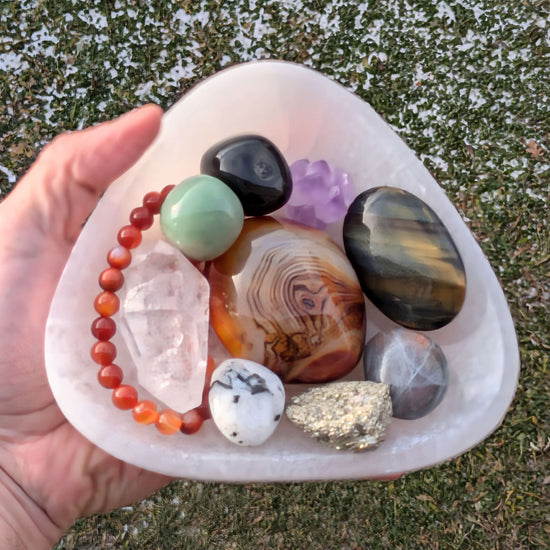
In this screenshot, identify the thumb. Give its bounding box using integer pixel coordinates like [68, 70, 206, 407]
[5, 104, 163, 245]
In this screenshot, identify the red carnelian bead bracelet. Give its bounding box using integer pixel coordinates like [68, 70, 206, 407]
[90, 184, 213, 436]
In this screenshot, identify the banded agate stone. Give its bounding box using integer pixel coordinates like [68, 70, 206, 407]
[201, 135, 292, 216]
[343, 187, 466, 330]
[208, 217, 366, 383]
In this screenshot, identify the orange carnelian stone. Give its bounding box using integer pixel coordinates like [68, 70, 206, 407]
[194, 355, 216, 420]
[97, 364, 123, 388]
[180, 408, 204, 434]
[107, 246, 132, 269]
[112, 385, 138, 409]
[143, 191, 163, 215]
[99, 267, 124, 292]
[117, 225, 142, 249]
[130, 206, 154, 230]
[156, 409, 182, 435]
[204, 356, 217, 384]
[91, 341, 117, 365]
[94, 291, 120, 317]
[133, 400, 159, 424]
[91, 316, 116, 340]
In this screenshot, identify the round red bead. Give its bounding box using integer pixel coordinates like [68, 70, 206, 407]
[94, 291, 120, 317]
[180, 408, 204, 434]
[91, 341, 117, 365]
[91, 316, 116, 340]
[98, 364, 123, 388]
[118, 225, 142, 249]
[160, 184, 175, 201]
[194, 402, 211, 420]
[112, 385, 138, 410]
[99, 267, 124, 291]
[156, 409, 182, 435]
[130, 206, 154, 230]
[107, 246, 132, 269]
[133, 400, 159, 424]
[143, 191, 163, 214]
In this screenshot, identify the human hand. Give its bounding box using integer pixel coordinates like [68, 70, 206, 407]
[0, 105, 173, 549]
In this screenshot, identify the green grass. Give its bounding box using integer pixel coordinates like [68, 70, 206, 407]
[1, 0, 549, 548]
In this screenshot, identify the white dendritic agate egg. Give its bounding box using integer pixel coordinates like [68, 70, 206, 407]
[209, 358, 285, 446]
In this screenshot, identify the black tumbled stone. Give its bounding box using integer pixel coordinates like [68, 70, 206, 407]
[200, 135, 292, 216]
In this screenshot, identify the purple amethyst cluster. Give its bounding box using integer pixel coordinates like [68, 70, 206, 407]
[283, 159, 355, 229]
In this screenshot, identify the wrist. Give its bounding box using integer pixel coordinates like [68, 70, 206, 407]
[0, 468, 63, 550]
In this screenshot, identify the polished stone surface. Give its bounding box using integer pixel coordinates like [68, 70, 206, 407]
[201, 135, 292, 216]
[208, 217, 366, 383]
[119, 241, 210, 413]
[160, 175, 244, 261]
[282, 158, 355, 229]
[363, 329, 448, 420]
[45, 61, 519, 481]
[343, 186, 466, 330]
[209, 358, 285, 446]
[286, 381, 392, 451]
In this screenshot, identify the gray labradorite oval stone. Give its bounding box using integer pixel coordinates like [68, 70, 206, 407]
[363, 329, 448, 420]
[343, 187, 466, 330]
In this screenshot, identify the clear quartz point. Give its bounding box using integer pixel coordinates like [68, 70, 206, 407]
[119, 240, 210, 413]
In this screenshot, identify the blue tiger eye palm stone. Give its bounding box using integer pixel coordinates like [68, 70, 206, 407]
[200, 135, 292, 216]
[343, 187, 466, 330]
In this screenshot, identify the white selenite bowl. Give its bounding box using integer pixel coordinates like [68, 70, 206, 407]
[45, 60, 520, 482]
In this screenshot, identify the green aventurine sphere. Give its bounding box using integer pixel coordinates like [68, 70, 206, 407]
[160, 175, 244, 261]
